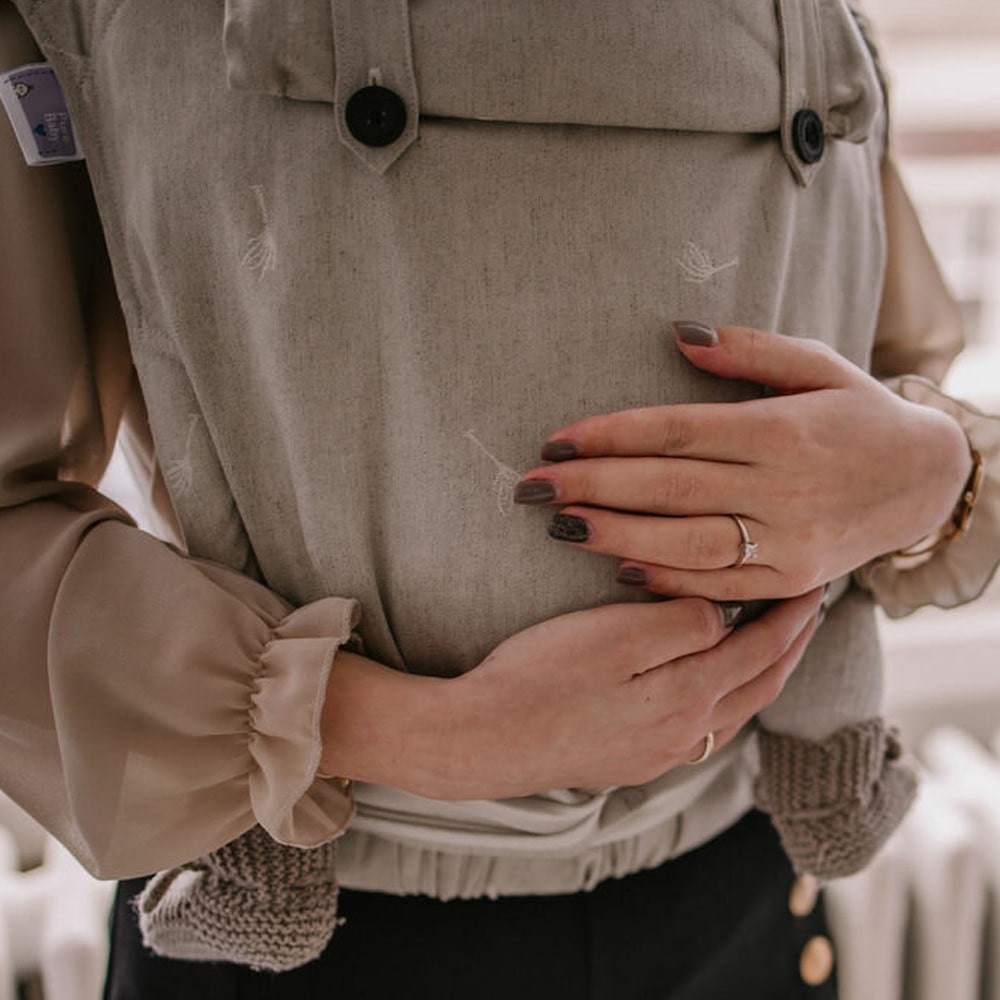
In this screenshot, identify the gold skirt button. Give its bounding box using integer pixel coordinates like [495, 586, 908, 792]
[788, 874, 820, 917]
[799, 935, 835, 986]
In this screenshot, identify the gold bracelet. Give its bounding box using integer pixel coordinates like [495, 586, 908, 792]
[893, 447, 985, 558]
[316, 772, 354, 794]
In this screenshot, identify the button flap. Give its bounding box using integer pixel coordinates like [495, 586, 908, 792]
[222, 0, 882, 179]
[331, 0, 419, 174]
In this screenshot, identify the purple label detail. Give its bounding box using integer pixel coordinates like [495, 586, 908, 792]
[8, 65, 78, 160]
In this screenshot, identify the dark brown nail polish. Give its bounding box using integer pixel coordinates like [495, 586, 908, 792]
[548, 514, 590, 543]
[817, 582, 831, 626]
[541, 440, 580, 462]
[617, 567, 648, 587]
[720, 598, 776, 629]
[674, 321, 719, 347]
[717, 602, 747, 628]
[514, 480, 557, 505]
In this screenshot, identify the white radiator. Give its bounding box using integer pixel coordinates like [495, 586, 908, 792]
[826, 727, 1000, 1000]
[0, 794, 112, 1000]
[2, 728, 999, 1000]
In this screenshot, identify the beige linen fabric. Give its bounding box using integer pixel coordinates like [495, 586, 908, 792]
[1, 0, 999, 896]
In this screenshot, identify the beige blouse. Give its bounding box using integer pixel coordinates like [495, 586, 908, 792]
[1, 0, 998, 890]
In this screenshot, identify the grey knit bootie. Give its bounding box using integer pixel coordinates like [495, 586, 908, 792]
[136, 824, 339, 971]
[754, 718, 918, 880]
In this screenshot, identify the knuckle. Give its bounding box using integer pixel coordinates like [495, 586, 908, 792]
[760, 411, 803, 453]
[755, 668, 786, 708]
[745, 326, 767, 360]
[755, 615, 795, 662]
[795, 520, 826, 553]
[794, 516, 824, 558]
[686, 692, 717, 726]
[782, 548, 826, 593]
[641, 569, 676, 597]
[565, 470, 595, 505]
[806, 337, 837, 361]
[671, 670, 717, 723]
[656, 416, 694, 456]
[684, 525, 729, 566]
[788, 566, 823, 595]
[714, 576, 746, 602]
[684, 598, 724, 646]
[652, 468, 698, 510]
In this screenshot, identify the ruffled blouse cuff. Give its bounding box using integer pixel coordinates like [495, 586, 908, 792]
[854, 376, 1000, 617]
[249, 596, 360, 847]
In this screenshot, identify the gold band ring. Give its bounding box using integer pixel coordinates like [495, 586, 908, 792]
[688, 731, 715, 766]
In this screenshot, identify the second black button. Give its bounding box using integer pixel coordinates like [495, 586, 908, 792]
[345, 85, 407, 148]
[791, 108, 825, 165]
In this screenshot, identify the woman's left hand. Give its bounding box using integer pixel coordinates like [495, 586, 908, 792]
[514, 323, 972, 601]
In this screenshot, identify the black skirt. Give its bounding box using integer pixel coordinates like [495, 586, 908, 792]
[103, 809, 838, 1000]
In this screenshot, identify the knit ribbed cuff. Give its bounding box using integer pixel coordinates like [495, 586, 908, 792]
[754, 718, 918, 880]
[136, 824, 340, 972]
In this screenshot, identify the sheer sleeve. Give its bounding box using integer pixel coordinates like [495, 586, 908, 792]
[0, 1, 356, 879]
[852, 159, 1000, 616]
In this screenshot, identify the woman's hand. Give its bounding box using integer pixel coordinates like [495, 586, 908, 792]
[320, 589, 823, 799]
[514, 323, 972, 601]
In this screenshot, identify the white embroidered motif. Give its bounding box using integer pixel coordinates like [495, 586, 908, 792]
[464, 430, 522, 517]
[677, 241, 739, 283]
[164, 413, 201, 498]
[241, 184, 277, 280]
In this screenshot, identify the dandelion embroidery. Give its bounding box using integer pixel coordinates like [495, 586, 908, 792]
[677, 241, 739, 283]
[464, 430, 522, 517]
[241, 184, 277, 280]
[164, 413, 201, 498]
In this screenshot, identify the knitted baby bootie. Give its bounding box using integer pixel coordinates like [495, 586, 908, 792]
[136, 824, 339, 971]
[754, 718, 918, 880]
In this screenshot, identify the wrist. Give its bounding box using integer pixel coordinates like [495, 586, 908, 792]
[894, 404, 977, 555]
[318, 650, 456, 796]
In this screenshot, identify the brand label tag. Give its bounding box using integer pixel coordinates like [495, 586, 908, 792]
[0, 62, 84, 165]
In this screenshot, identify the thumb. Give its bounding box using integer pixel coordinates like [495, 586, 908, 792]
[672, 322, 856, 393]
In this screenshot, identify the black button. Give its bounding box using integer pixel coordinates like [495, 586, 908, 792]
[345, 85, 407, 148]
[791, 108, 825, 165]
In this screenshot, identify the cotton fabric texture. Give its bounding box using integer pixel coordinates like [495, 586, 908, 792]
[2, 0, 1000, 931]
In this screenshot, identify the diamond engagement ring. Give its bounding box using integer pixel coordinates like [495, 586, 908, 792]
[728, 514, 758, 568]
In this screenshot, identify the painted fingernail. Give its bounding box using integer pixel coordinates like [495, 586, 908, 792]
[817, 583, 831, 626]
[717, 601, 747, 628]
[617, 566, 648, 587]
[541, 440, 580, 462]
[548, 514, 590, 543]
[674, 321, 719, 347]
[514, 480, 557, 505]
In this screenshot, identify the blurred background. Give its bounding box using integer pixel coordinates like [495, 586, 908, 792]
[821, 6, 1000, 1000]
[2, 4, 999, 1000]
[865, 0, 1000, 745]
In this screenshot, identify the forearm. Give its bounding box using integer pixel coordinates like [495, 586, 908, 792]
[318, 592, 824, 803]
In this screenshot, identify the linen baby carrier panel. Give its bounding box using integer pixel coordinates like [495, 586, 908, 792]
[10, 0, 888, 682]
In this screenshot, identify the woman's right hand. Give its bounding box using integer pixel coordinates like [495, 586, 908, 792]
[319, 589, 822, 800]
